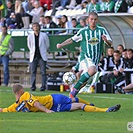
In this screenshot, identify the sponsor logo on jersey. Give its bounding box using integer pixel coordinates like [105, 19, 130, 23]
[88, 37, 99, 45]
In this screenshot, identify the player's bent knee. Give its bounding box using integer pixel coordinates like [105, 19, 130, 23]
[88, 66, 96, 76]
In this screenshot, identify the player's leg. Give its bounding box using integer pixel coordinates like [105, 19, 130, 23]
[70, 66, 96, 98]
[71, 97, 94, 106]
[70, 103, 121, 112]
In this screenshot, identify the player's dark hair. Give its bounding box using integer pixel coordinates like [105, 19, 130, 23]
[108, 47, 114, 50]
[45, 16, 52, 20]
[114, 50, 120, 54]
[127, 48, 133, 53]
[123, 48, 127, 52]
[118, 44, 124, 50]
[71, 18, 77, 21]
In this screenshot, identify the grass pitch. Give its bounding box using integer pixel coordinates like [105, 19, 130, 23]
[0, 86, 133, 133]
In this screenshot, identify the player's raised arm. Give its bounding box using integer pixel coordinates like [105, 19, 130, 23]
[33, 101, 54, 113]
[102, 35, 112, 47]
[56, 38, 73, 49]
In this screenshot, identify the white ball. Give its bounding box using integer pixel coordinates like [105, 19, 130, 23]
[63, 72, 77, 85]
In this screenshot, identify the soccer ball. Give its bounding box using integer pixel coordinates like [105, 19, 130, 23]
[63, 72, 77, 85]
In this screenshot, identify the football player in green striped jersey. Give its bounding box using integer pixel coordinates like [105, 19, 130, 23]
[57, 12, 112, 98]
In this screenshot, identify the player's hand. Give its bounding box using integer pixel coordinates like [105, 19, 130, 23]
[119, 68, 124, 73]
[46, 110, 55, 113]
[113, 70, 118, 76]
[56, 43, 62, 49]
[0, 108, 3, 112]
[102, 35, 107, 42]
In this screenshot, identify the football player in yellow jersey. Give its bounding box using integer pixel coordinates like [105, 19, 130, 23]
[0, 84, 121, 113]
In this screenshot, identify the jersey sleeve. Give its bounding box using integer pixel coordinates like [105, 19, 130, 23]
[103, 28, 112, 41]
[2, 103, 17, 112]
[71, 32, 83, 42]
[21, 92, 38, 106]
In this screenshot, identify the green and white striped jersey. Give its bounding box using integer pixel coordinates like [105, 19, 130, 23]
[71, 25, 112, 65]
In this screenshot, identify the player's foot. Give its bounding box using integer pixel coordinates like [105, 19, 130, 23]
[69, 88, 79, 98]
[106, 104, 121, 112]
[90, 103, 94, 106]
[117, 86, 125, 94]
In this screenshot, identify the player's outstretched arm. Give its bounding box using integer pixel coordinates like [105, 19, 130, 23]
[34, 101, 54, 113]
[56, 38, 73, 49]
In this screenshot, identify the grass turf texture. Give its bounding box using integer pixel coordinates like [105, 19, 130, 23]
[0, 86, 133, 133]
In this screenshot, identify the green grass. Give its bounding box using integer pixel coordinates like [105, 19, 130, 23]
[0, 86, 133, 133]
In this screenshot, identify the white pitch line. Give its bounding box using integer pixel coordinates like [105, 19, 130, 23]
[81, 94, 132, 100]
[0, 89, 132, 100]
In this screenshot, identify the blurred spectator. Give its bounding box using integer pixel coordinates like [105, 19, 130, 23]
[117, 44, 124, 56]
[39, 0, 52, 10]
[0, 0, 4, 18]
[1, 0, 15, 27]
[71, 17, 80, 34]
[122, 48, 127, 59]
[125, 49, 133, 69]
[56, 0, 70, 10]
[126, 0, 133, 7]
[128, 6, 133, 13]
[56, 15, 62, 27]
[58, 15, 72, 35]
[66, 0, 77, 9]
[7, 12, 16, 29]
[76, 16, 87, 28]
[71, 18, 79, 28]
[122, 48, 128, 65]
[100, 50, 125, 92]
[121, 83, 133, 94]
[66, 0, 82, 9]
[74, 0, 90, 10]
[22, 0, 34, 28]
[39, 15, 46, 29]
[22, 0, 34, 14]
[114, 0, 128, 13]
[51, 0, 60, 15]
[0, 26, 14, 86]
[104, 0, 115, 13]
[124, 49, 133, 85]
[28, 1, 44, 23]
[98, 47, 114, 72]
[111, 50, 125, 90]
[100, 0, 106, 12]
[86, 0, 100, 13]
[44, 16, 58, 34]
[14, 0, 24, 29]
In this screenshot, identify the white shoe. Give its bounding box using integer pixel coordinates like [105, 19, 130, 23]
[66, 5, 75, 9]
[1, 83, 8, 87]
[56, 6, 64, 10]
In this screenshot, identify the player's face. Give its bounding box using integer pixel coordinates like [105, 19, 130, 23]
[80, 20, 86, 27]
[32, 24, 40, 32]
[1, 27, 7, 35]
[88, 15, 98, 28]
[117, 46, 123, 54]
[122, 51, 127, 58]
[113, 53, 120, 61]
[72, 20, 77, 27]
[107, 48, 114, 56]
[127, 51, 133, 59]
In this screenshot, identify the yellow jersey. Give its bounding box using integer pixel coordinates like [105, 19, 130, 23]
[2, 92, 53, 112]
